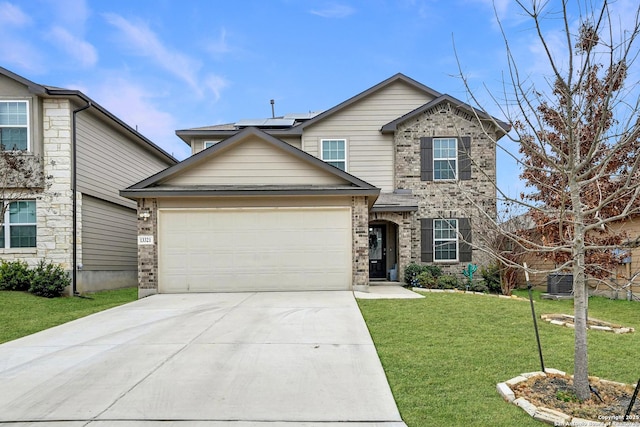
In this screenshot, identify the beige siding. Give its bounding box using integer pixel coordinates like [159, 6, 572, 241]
[166, 136, 347, 186]
[76, 113, 172, 208]
[192, 136, 302, 155]
[302, 81, 433, 191]
[81, 195, 137, 271]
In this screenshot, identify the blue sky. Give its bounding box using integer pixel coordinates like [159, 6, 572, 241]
[1, 0, 637, 199]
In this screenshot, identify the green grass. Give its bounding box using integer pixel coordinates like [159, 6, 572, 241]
[358, 290, 640, 427]
[0, 287, 137, 344]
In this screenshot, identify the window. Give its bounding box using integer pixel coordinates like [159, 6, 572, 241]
[420, 137, 471, 181]
[0, 101, 29, 151]
[1, 201, 36, 248]
[321, 139, 346, 170]
[204, 141, 217, 149]
[420, 218, 471, 263]
[433, 138, 457, 180]
[433, 219, 458, 261]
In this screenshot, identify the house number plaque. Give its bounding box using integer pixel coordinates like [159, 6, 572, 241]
[137, 235, 154, 245]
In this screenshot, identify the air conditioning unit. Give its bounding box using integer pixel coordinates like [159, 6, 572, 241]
[547, 273, 573, 295]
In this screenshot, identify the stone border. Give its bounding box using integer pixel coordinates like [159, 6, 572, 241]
[540, 314, 635, 334]
[413, 288, 528, 301]
[497, 369, 639, 426]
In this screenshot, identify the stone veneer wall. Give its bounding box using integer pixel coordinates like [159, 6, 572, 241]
[137, 198, 158, 298]
[395, 102, 499, 275]
[352, 196, 370, 291]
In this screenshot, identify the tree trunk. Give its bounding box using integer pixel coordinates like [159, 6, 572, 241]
[572, 212, 590, 400]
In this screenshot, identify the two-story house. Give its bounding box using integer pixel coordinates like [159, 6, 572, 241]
[122, 73, 508, 296]
[0, 66, 177, 294]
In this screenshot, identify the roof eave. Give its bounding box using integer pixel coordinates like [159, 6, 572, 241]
[120, 187, 380, 199]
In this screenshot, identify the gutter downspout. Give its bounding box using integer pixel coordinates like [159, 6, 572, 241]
[71, 100, 91, 296]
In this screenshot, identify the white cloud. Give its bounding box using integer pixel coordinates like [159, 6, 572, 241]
[89, 76, 189, 159]
[48, 26, 98, 68]
[204, 74, 229, 102]
[103, 13, 202, 93]
[41, 0, 90, 31]
[0, 1, 30, 26]
[310, 3, 355, 18]
[206, 28, 231, 55]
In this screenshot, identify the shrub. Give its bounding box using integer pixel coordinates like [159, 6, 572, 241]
[404, 263, 424, 285]
[480, 263, 502, 294]
[29, 260, 70, 298]
[436, 275, 459, 290]
[467, 281, 489, 293]
[0, 260, 33, 291]
[422, 265, 443, 279]
[416, 271, 436, 288]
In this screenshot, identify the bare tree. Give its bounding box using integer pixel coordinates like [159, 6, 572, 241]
[458, 0, 640, 400]
[0, 151, 46, 225]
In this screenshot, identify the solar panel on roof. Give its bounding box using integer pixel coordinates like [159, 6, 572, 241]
[235, 118, 295, 127]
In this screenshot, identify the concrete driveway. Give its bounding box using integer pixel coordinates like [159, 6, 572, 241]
[0, 291, 406, 426]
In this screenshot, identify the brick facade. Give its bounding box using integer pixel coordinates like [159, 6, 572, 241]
[137, 198, 158, 297]
[392, 101, 498, 276]
[352, 196, 370, 290]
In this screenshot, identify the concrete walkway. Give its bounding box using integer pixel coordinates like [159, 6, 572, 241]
[0, 291, 407, 426]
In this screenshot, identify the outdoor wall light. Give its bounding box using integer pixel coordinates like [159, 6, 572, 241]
[139, 210, 151, 221]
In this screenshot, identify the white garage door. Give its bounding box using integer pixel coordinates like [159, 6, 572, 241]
[158, 207, 352, 292]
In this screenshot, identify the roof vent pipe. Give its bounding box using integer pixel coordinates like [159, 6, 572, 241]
[270, 99, 275, 118]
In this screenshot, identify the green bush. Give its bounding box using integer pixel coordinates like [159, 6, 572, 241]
[416, 271, 436, 288]
[0, 260, 33, 291]
[29, 260, 70, 298]
[480, 263, 502, 293]
[436, 275, 459, 290]
[404, 263, 444, 285]
[404, 263, 424, 285]
[467, 281, 489, 293]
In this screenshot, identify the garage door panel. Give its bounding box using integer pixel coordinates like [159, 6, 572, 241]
[158, 207, 351, 292]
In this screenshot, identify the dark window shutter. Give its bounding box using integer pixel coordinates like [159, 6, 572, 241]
[420, 137, 433, 181]
[458, 217, 472, 262]
[458, 136, 471, 181]
[421, 218, 433, 262]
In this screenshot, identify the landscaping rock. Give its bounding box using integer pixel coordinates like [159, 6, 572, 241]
[514, 397, 537, 417]
[496, 382, 515, 402]
[533, 406, 572, 425]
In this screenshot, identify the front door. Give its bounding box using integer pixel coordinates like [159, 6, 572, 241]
[369, 225, 386, 279]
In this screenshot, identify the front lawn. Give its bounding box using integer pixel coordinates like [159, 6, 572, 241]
[0, 287, 137, 344]
[358, 290, 639, 427]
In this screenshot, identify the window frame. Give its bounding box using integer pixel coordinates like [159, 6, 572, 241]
[204, 141, 217, 149]
[320, 138, 347, 171]
[1, 200, 37, 249]
[0, 100, 30, 152]
[433, 218, 458, 262]
[432, 137, 458, 181]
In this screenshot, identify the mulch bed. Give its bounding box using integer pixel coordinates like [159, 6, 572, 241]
[511, 373, 639, 422]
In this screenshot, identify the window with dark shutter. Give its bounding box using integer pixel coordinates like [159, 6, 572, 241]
[421, 136, 472, 181]
[421, 217, 472, 263]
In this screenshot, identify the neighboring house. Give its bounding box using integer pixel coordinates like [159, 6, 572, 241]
[520, 214, 640, 300]
[0, 66, 177, 293]
[122, 73, 509, 296]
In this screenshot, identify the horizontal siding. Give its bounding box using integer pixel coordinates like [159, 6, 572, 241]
[76, 114, 173, 208]
[81, 195, 137, 270]
[167, 137, 346, 186]
[303, 81, 433, 191]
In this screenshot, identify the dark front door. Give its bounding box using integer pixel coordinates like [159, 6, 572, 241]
[369, 225, 386, 279]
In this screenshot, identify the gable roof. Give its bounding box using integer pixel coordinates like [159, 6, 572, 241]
[380, 93, 511, 135]
[0, 66, 177, 164]
[175, 73, 442, 143]
[121, 127, 380, 202]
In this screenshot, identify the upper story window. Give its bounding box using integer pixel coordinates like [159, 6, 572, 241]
[321, 139, 346, 171]
[433, 138, 457, 180]
[204, 141, 217, 149]
[420, 136, 471, 182]
[0, 101, 29, 151]
[1, 200, 37, 249]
